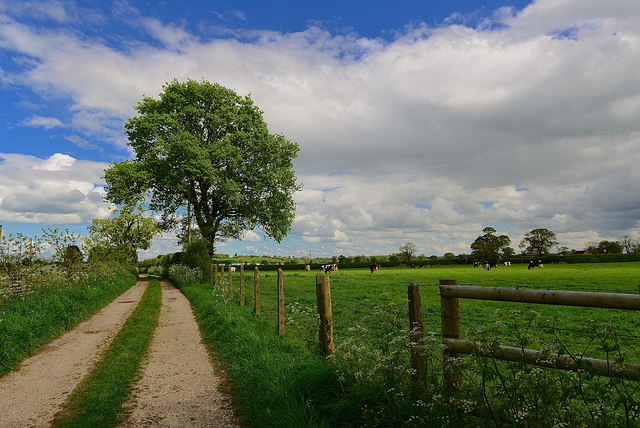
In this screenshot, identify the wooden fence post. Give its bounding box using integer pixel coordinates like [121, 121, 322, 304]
[316, 273, 334, 356]
[220, 265, 225, 290]
[210, 263, 214, 287]
[251, 267, 259, 316]
[240, 265, 245, 306]
[440, 279, 462, 392]
[277, 268, 285, 336]
[408, 283, 427, 398]
[214, 264, 218, 288]
[228, 266, 233, 299]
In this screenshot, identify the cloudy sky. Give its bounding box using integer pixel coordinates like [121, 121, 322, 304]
[1, 0, 639, 260]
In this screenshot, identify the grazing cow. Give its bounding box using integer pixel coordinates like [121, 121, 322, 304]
[304, 265, 311, 272]
[485, 261, 498, 270]
[504, 261, 511, 267]
[321, 264, 338, 274]
[474, 262, 482, 268]
[528, 260, 544, 270]
[370, 263, 379, 273]
[229, 266, 236, 273]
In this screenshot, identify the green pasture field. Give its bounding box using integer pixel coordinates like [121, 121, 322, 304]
[227, 262, 640, 388]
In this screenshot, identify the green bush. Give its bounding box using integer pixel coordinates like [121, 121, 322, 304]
[182, 239, 211, 280]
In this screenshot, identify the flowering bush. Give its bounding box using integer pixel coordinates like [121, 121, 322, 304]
[168, 264, 203, 288]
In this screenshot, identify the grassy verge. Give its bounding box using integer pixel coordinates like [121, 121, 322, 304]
[51, 277, 162, 427]
[176, 280, 333, 426]
[0, 273, 138, 378]
[175, 275, 457, 427]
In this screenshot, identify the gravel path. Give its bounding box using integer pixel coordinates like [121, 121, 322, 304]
[0, 280, 148, 427]
[120, 278, 240, 427]
[0, 277, 240, 428]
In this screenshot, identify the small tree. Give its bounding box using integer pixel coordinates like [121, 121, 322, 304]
[597, 240, 623, 254]
[86, 204, 162, 265]
[519, 228, 558, 256]
[618, 236, 638, 253]
[399, 242, 418, 264]
[182, 238, 212, 280]
[42, 228, 83, 279]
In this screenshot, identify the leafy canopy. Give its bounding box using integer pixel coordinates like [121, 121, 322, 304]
[104, 79, 302, 257]
[86, 204, 162, 264]
[470, 227, 512, 261]
[519, 228, 558, 256]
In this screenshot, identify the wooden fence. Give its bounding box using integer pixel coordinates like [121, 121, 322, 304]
[212, 266, 335, 349]
[438, 280, 640, 391]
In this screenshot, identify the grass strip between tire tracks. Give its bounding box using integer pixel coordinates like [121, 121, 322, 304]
[51, 277, 162, 427]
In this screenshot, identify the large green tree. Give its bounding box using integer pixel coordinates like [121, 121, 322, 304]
[519, 228, 558, 256]
[104, 79, 302, 258]
[470, 227, 512, 261]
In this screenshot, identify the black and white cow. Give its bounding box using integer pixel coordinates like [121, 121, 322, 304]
[370, 263, 379, 273]
[528, 260, 544, 270]
[321, 264, 338, 274]
[484, 261, 498, 270]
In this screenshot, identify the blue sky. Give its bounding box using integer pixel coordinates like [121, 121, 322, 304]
[1, 0, 640, 260]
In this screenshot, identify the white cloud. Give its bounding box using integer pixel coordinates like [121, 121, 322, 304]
[0, 153, 111, 224]
[1, 0, 640, 256]
[0, 0, 71, 23]
[140, 17, 194, 50]
[21, 115, 63, 129]
[33, 153, 75, 171]
[241, 230, 262, 242]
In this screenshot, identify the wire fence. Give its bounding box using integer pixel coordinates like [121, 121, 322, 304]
[0, 274, 25, 297]
[219, 270, 640, 362]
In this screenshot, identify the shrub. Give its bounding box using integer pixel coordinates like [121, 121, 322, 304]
[167, 264, 203, 288]
[182, 239, 211, 281]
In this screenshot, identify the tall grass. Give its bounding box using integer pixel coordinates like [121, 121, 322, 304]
[0, 273, 137, 378]
[51, 277, 161, 427]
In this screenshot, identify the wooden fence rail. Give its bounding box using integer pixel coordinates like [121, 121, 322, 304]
[438, 281, 640, 391]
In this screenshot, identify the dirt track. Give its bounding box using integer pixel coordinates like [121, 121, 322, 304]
[0, 278, 239, 427]
[120, 278, 239, 427]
